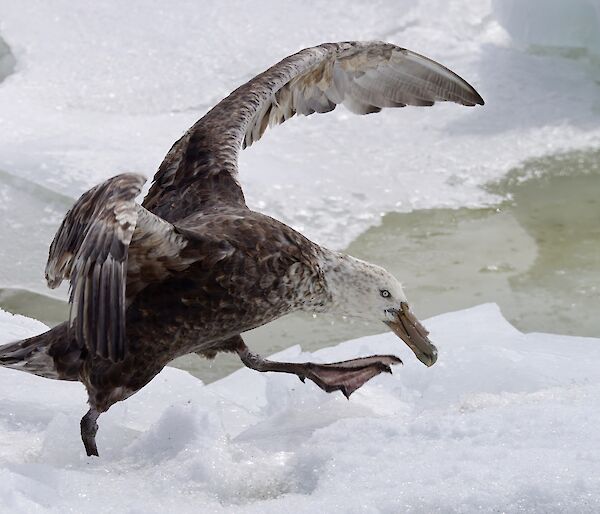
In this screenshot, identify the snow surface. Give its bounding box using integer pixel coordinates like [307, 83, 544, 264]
[2, 1, 600, 296]
[0, 304, 598, 513]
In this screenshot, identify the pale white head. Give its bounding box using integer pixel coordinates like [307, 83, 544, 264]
[319, 251, 438, 367]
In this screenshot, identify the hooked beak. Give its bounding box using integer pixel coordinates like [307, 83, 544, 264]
[384, 303, 438, 367]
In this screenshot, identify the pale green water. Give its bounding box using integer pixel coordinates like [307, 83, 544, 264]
[2, 149, 599, 382]
[0, 288, 67, 327]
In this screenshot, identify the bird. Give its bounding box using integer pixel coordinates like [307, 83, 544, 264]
[0, 41, 483, 457]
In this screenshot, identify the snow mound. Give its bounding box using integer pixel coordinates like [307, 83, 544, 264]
[0, 304, 598, 512]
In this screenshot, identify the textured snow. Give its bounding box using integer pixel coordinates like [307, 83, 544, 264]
[0, 304, 598, 513]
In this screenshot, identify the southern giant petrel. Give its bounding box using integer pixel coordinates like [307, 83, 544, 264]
[0, 41, 483, 456]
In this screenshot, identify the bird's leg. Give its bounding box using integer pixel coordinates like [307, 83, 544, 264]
[80, 407, 100, 457]
[233, 336, 402, 399]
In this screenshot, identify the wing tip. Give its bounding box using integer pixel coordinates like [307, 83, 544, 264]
[472, 90, 485, 106]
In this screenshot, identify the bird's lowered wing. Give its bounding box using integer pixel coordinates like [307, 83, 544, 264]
[46, 173, 188, 362]
[143, 41, 484, 222]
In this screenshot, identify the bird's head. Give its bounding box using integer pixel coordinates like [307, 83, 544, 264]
[320, 252, 438, 367]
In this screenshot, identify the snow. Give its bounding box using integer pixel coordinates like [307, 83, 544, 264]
[0, 304, 598, 512]
[2, 1, 600, 297]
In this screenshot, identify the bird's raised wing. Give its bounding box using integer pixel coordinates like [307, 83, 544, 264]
[143, 41, 484, 222]
[46, 173, 189, 362]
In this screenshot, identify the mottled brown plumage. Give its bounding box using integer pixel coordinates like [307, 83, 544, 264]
[0, 41, 483, 456]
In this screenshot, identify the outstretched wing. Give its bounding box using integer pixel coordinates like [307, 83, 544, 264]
[143, 41, 484, 222]
[46, 173, 188, 362]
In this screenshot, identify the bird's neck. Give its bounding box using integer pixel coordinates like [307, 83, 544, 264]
[316, 249, 371, 316]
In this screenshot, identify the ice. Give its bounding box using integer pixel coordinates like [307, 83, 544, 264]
[0, 304, 598, 512]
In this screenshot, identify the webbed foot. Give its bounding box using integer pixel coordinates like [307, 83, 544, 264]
[293, 355, 402, 398]
[235, 335, 401, 398]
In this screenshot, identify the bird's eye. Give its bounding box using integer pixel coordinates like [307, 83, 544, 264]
[380, 289, 391, 298]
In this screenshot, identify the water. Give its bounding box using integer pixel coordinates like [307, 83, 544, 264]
[1, 149, 599, 382]
[346, 152, 600, 338]
[0, 288, 67, 327]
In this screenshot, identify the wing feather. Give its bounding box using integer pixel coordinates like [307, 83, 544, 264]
[46, 173, 144, 361]
[143, 41, 483, 221]
[46, 173, 190, 362]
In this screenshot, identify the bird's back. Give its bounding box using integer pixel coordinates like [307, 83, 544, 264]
[124, 209, 328, 358]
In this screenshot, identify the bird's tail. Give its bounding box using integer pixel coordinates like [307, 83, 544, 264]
[0, 322, 79, 381]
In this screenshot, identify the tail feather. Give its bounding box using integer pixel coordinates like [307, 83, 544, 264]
[0, 323, 80, 381]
